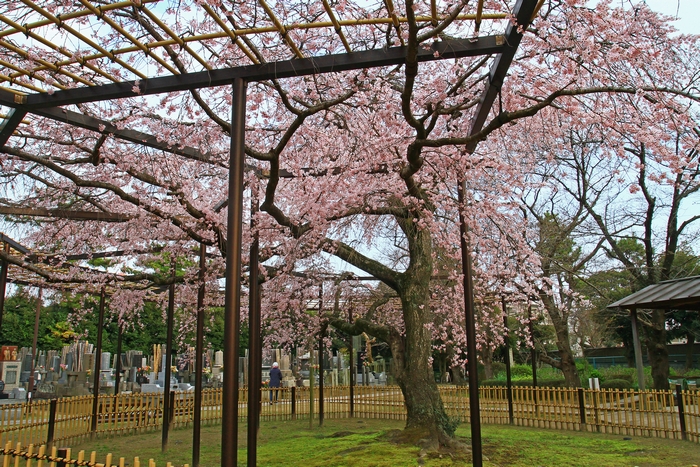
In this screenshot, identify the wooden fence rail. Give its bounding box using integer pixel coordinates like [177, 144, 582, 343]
[1, 385, 698, 464]
[1, 440, 185, 467]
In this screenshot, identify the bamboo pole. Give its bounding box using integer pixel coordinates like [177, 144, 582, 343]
[37, 445, 45, 467]
[16, 0, 146, 79]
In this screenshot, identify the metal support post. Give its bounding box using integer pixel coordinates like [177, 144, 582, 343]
[528, 304, 538, 416]
[114, 323, 123, 396]
[47, 399, 57, 448]
[319, 325, 326, 426]
[91, 287, 106, 435]
[630, 309, 646, 391]
[162, 267, 175, 452]
[348, 307, 354, 417]
[28, 288, 41, 403]
[676, 384, 687, 440]
[528, 305, 537, 388]
[247, 196, 262, 467]
[501, 297, 513, 424]
[457, 180, 482, 467]
[577, 388, 587, 428]
[222, 77, 247, 467]
[0, 242, 9, 335]
[193, 243, 206, 467]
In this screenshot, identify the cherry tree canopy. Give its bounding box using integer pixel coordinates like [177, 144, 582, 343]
[0, 0, 698, 459]
[0, 0, 532, 295]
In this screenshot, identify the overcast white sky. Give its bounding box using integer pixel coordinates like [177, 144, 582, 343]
[642, 0, 700, 34]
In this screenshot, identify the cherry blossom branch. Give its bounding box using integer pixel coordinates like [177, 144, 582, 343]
[328, 317, 395, 346]
[125, 7, 230, 133]
[3, 146, 215, 246]
[416, 0, 469, 43]
[323, 239, 400, 290]
[416, 86, 700, 149]
[8, 167, 118, 216]
[0, 248, 183, 287]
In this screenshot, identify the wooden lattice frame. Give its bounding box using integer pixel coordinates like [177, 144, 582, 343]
[0, 0, 541, 292]
[0, 233, 191, 295]
[0, 0, 520, 96]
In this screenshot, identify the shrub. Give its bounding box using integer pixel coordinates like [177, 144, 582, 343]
[491, 362, 506, 378]
[576, 359, 602, 385]
[511, 364, 533, 379]
[599, 366, 634, 383]
[534, 378, 568, 388]
[600, 378, 633, 390]
[537, 366, 564, 380]
[602, 373, 633, 383]
[480, 378, 567, 388]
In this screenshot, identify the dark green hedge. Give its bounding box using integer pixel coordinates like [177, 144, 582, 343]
[600, 378, 633, 389]
[481, 378, 568, 388]
[601, 373, 634, 383]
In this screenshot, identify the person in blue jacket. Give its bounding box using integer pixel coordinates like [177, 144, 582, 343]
[269, 361, 282, 403]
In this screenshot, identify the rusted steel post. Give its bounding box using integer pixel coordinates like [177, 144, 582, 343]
[676, 384, 687, 440]
[457, 180, 482, 467]
[528, 304, 538, 388]
[247, 195, 262, 467]
[0, 242, 9, 335]
[47, 398, 58, 448]
[318, 286, 325, 427]
[222, 77, 247, 467]
[114, 323, 123, 396]
[501, 296, 513, 425]
[192, 243, 206, 467]
[577, 387, 587, 428]
[162, 266, 175, 452]
[348, 306, 354, 417]
[528, 304, 538, 416]
[28, 288, 42, 403]
[91, 287, 106, 436]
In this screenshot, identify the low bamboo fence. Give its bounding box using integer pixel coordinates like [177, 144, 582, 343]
[1, 442, 177, 467]
[1, 385, 698, 465]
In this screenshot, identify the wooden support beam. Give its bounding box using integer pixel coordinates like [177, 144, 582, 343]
[0, 36, 506, 110]
[0, 206, 132, 222]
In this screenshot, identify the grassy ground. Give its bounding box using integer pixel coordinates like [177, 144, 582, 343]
[73, 418, 700, 467]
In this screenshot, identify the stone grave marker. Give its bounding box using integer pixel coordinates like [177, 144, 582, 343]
[19, 353, 32, 383]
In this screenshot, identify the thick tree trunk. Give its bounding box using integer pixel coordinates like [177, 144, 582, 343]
[481, 344, 494, 380]
[437, 354, 449, 383]
[392, 276, 454, 445]
[389, 220, 455, 447]
[541, 295, 579, 386]
[644, 309, 669, 390]
[449, 364, 464, 385]
[328, 213, 456, 446]
[329, 277, 455, 446]
[553, 328, 579, 387]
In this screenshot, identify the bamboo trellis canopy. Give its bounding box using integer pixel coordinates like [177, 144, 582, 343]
[0, 0, 514, 99]
[0, 0, 542, 293]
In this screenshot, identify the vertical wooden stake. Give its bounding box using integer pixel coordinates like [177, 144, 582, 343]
[577, 388, 586, 429]
[676, 384, 687, 440]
